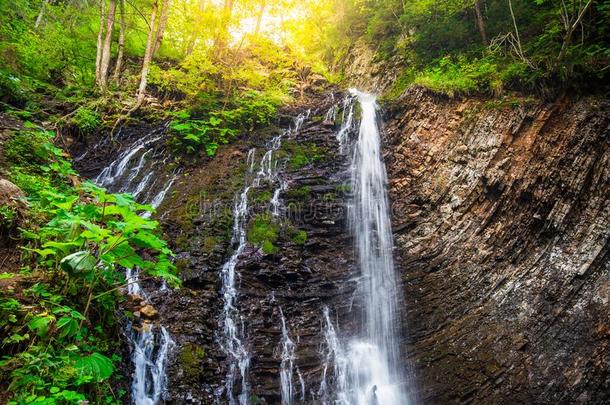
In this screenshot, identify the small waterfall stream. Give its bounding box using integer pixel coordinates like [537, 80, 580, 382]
[219, 113, 308, 404]
[87, 129, 178, 405]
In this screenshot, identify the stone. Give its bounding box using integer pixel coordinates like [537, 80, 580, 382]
[139, 304, 159, 320]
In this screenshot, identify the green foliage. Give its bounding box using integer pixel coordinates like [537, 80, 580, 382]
[0, 127, 177, 403]
[0, 70, 33, 108]
[247, 213, 279, 254]
[291, 229, 308, 245]
[169, 110, 238, 157]
[414, 56, 504, 97]
[330, 0, 610, 95]
[71, 107, 101, 134]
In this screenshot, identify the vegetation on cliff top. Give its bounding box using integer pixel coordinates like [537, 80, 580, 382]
[328, 0, 610, 97]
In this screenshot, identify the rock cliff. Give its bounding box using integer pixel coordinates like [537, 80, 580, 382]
[385, 87, 609, 403]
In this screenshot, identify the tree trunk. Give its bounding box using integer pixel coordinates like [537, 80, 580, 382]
[153, 0, 171, 56]
[34, 0, 50, 28]
[95, 0, 106, 85]
[557, 0, 593, 62]
[98, 0, 117, 91]
[254, 0, 266, 36]
[474, 0, 487, 44]
[214, 0, 235, 56]
[136, 1, 158, 106]
[112, 0, 126, 83]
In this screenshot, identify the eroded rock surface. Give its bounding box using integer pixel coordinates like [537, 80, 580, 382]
[385, 87, 609, 403]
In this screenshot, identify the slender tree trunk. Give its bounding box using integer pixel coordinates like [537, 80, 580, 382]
[474, 0, 487, 44]
[95, 0, 106, 85]
[112, 0, 126, 83]
[186, 0, 206, 56]
[136, 1, 158, 106]
[98, 0, 117, 91]
[254, 0, 266, 36]
[557, 0, 593, 62]
[153, 0, 171, 56]
[214, 0, 235, 56]
[34, 0, 50, 28]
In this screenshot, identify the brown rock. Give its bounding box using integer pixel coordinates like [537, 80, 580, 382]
[139, 304, 159, 320]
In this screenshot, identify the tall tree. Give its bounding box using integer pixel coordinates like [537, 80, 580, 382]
[98, 0, 117, 91]
[214, 0, 236, 56]
[153, 0, 171, 56]
[112, 0, 126, 83]
[94, 0, 106, 85]
[254, 0, 267, 36]
[474, 0, 487, 44]
[136, 0, 159, 105]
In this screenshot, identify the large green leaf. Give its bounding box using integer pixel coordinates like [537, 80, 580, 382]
[60, 251, 97, 274]
[27, 315, 54, 337]
[73, 352, 114, 382]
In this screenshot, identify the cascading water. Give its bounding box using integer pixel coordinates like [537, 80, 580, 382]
[86, 130, 177, 405]
[278, 307, 304, 405]
[219, 112, 309, 404]
[319, 90, 411, 405]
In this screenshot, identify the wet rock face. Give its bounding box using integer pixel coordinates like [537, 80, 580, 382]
[154, 94, 361, 404]
[385, 87, 610, 403]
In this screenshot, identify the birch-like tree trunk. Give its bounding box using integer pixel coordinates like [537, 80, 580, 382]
[112, 0, 126, 83]
[34, 0, 50, 28]
[98, 0, 117, 91]
[136, 0, 159, 105]
[254, 0, 266, 36]
[153, 0, 171, 56]
[95, 0, 106, 85]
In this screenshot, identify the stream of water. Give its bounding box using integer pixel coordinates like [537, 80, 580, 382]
[92, 132, 177, 405]
[219, 113, 308, 404]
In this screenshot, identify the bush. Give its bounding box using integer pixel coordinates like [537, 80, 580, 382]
[71, 107, 100, 134]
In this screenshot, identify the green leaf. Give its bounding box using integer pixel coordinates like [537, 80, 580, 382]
[60, 251, 97, 274]
[183, 133, 200, 142]
[73, 352, 114, 382]
[208, 116, 222, 126]
[27, 315, 54, 337]
[57, 316, 80, 338]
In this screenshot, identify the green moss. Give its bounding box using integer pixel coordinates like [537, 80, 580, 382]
[323, 192, 336, 202]
[251, 188, 273, 204]
[291, 229, 307, 245]
[285, 185, 311, 200]
[247, 213, 279, 253]
[281, 140, 329, 171]
[175, 258, 190, 274]
[178, 343, 206, 381]
[335, 184, 351, 194]
[202, 236, 218, 254]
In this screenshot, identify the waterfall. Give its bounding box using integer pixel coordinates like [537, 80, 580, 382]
[345, 89, 409, 404]
[220, 132, 284, 404]
[320, 90, 410, 404]
[85, 130, 177, 405]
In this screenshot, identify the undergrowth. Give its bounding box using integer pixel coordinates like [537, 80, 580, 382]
[0, 124, 178, 404]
